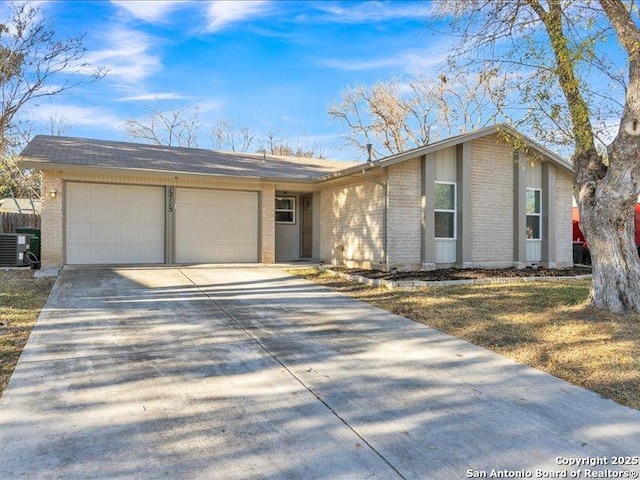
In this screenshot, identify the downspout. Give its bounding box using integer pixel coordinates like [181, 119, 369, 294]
[362, 165, 388, 269]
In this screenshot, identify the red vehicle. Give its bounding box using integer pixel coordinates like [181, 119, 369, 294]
[572, 204, 640, 264]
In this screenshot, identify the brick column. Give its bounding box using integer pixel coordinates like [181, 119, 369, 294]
[260, 184, 275, 263]
[386, 159, 422, 270]
[41, 170, 64, 268]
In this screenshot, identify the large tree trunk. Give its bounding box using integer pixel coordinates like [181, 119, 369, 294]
[580, 0, 640, 313]
[578, 170, 640, 313]
[575, 59, 640, 314]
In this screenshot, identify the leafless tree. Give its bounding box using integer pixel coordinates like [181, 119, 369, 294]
[210, 119, 255, 152]
[0, 2, 103, 154]
[1, 115, 72, 200]
[329, 73, 510, 159]
[123, 104, 201, 148]
[437, 0, 640, 313]
[257, 131, 325, 158]
[0, 2, 102, 199]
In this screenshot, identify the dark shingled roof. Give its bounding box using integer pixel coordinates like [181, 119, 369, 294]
[20, 135, 353, 180]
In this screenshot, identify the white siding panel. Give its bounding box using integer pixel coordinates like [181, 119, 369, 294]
[435, 147, 457, 182]
[66, 183, 165, 264]
[526, 161, 542, 189]
[276, 224, 300, 261]
[175, 188, 258, 263]
[435, 239, 456, 263]
[526, 240, 542, 262]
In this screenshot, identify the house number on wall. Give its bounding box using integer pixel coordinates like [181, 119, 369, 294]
[168, 186, 175, 212]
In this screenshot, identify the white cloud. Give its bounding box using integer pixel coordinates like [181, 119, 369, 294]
[110, 0, 185, 22]
[118, 92, 191, 102]
[319, 48, 449, 75]
[312, 1, 435, 23]
[81, 27, 161, 83]
[195, 99, 225, 114]
[205, 0, 270, 32]
[26, 103, 123, 131]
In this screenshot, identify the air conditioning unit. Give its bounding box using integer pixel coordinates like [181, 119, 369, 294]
[0, 233, 31, 267]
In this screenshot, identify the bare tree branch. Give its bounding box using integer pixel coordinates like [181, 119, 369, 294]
[0, 2, 104, 154]
[210, 119, 255, 152]
[123, 104, 202, 148]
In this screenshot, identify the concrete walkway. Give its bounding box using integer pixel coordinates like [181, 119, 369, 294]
[1, 266, 639, 479]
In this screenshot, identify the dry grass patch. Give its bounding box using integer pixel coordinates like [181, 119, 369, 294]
[289, 268, 640, 410]
[0, 270, 55, 398]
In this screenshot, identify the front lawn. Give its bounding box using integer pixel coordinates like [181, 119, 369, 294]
[0, 270, 55, 398]
[289, 268, 640, 410]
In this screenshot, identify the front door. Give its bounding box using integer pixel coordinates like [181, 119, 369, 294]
[300, 194, 313, 257]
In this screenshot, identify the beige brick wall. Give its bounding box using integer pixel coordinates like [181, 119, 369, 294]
[260, 184, 275, 263]
[387, 158, 422, 269]
[555, 172, 574, 267]
[320, 176, 385, 268]
[41, 170, 64, 268]
[470, 136, 515, 266]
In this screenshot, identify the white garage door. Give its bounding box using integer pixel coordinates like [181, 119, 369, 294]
[66, 183, 165, 264]
[176, 188, 258, 263]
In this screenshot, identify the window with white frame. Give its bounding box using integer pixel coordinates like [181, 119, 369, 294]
[526, 188, 542, 239]
[434, 182, 456, 239]
[275, 196, 295, 224]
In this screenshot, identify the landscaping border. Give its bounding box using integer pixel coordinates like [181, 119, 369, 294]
[318, 266, 592, 289]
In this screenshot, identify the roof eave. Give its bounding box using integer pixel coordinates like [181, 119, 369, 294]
[377, 124, 574, 175]
[18, 159, 328, 184]
[315, 160, 383, 183]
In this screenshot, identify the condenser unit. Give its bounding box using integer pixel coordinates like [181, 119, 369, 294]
[0, 233, 31, 267]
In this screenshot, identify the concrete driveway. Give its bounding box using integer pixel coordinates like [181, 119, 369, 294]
[1, 266, 639, 480]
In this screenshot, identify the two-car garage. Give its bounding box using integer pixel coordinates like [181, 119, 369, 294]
[65, 182, 259, 265]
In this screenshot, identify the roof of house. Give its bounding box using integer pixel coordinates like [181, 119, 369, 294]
[19, 135, 354, 181]
[18, 125, 573, 183]
[316, 124, 574, 181]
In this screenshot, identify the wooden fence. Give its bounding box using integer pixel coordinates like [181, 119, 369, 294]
[1, 213, 41, 233]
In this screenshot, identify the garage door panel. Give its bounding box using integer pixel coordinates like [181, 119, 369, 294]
[143, 226, 165, 242]
[178, 207, 197, 224]
[196, 211, 216, 225]
[67, 201, 91, 223]
[67, 224, 91, 243]
[66, 183, 164, 264]
[141, 188, 164, 203]
[176, 188, 258, 263]
[179, 189, 199, 204]
[94, 203, 116, 223]
[118, 205, 140, 223]
[69, 246, 94, 264]
[118, 224, 140, 242]
[95, 224, 116, 242]
[67, 182, 91, 201]
[195, 230, 211, 243]
[95, 185, 116, 202]
[119, 185, 142, 202]
[235, 211, 256, 224]
[145, 208, 165, 225]
[115, 245, 138, 264]
[92, 247, 115, 264]
[142, 243, 164, 263]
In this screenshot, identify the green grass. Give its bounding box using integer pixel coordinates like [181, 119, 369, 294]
[289, 268, 640, 410]
[0, 270, 54, 398]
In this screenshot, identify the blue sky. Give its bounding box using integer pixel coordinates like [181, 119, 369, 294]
[4, 0, 451, 161]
